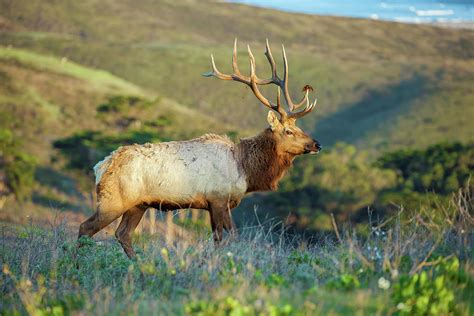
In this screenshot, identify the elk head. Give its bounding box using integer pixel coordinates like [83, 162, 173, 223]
[203, 39, 321, 157]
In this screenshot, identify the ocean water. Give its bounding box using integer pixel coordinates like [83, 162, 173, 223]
[229, 0, 474, 24]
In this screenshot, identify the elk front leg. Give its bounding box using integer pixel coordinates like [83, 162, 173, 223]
[115, 207, 146, 259]
[209, 203, 225, 243]
[210, 201, 238, 243]
[223, 206, 237, 238]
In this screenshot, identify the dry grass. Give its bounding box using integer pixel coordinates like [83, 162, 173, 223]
[1, 188, 472, 315]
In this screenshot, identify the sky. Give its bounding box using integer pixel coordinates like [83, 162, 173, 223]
[229, 0, 474, 23]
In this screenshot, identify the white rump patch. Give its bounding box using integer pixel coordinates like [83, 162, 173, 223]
[93, 154, 113, 185]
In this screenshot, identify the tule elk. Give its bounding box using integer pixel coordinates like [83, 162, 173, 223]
[78, 39, 321, 258]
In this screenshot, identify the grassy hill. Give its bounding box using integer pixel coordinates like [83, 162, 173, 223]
[0, 45, 232, 224]
[0, 0, 473, 226]
[0, 0, 473, 151]
[0, 45, 232, 159]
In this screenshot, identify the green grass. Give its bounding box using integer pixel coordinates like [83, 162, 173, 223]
[1, 189, 472, 315]
[0, 46, 146, 96]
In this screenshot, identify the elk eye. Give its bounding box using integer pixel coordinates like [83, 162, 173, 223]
[285, 129, 293, 136]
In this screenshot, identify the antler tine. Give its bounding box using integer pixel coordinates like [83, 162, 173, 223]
[232, 38, 241, 76]
[276, 86, 285, 117]
[265, 38, 278, 80]
[247, 44, 256, 78]
[204, 40, 251, 85]
[281, 44, 290, 109]
[247, 44, 286, 116]
[203, 39, 314, 121]
[202, 54, 233, 80]
[281, 45, 309, 111]
[294, 89, 310, 110]
[288, 98, 317, 120]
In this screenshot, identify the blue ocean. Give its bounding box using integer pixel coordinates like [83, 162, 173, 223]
[229, 0, 474, 23]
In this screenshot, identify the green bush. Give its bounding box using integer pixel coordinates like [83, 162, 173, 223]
[376, 142, 473, 195]
[96, 95, 152, 113]
[0, 128, 37, 202]
[5, 152, 37, 202]
[184, 297, 293, 316]
[326, 273, 361, 291]
[392, 257, 468, 315]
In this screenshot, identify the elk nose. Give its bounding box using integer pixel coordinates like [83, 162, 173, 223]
[314, 139, 322, 151]
[305, 139, 321, 154]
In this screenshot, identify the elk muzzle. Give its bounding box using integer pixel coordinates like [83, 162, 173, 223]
[304, 139, 322, 154]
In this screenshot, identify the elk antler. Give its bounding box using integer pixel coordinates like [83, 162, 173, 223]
[203, 39, 317, 121]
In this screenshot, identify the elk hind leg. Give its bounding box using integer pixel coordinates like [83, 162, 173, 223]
[78, 199, 125, 240]
[115, 207, 146, 259]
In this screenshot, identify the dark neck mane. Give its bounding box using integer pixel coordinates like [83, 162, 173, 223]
[237, 129, 294, 193]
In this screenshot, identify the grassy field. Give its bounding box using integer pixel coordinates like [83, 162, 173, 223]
[1, 189, 472, 315]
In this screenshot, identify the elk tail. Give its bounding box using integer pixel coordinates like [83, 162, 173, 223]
[93, 154, 113, 185]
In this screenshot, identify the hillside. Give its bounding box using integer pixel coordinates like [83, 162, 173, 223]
[0, 46, 231, 224]
[0, 0, 473, 152]
[0, 0, 473, 227]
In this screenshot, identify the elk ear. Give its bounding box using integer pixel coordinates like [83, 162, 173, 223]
[267, 111, 282, 131]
